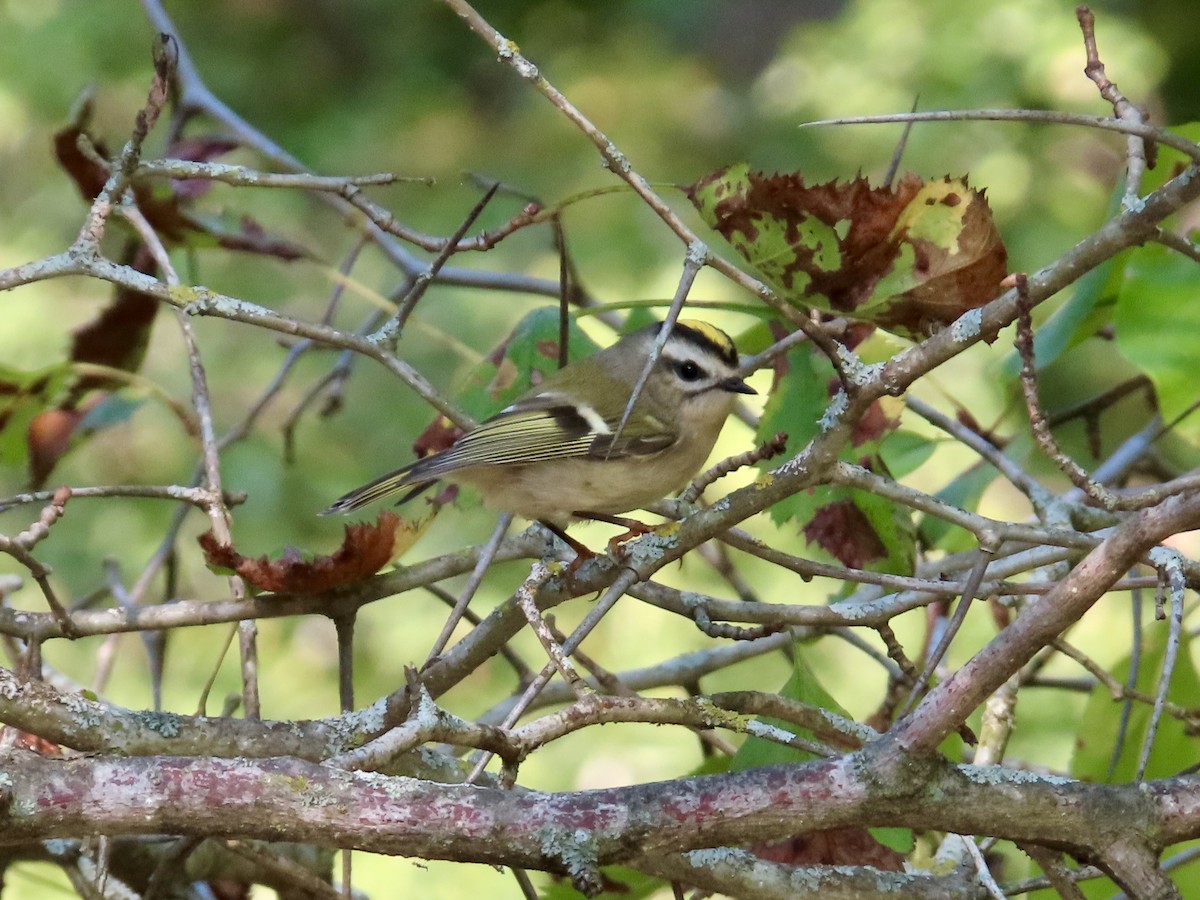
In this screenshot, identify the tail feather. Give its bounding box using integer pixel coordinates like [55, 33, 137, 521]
[321, 462, 430, 515]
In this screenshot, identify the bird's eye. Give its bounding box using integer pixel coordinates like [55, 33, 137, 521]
[676, 360, 703, 382]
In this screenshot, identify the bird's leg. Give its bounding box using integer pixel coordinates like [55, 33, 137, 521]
[538, 520, 595, 573]
[573, 511, 655, 558]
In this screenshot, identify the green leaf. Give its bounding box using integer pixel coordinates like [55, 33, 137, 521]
[1071, 622, 1200, 784]
[734, 317, 783, 356]
[756, 340, 915, 575]
[1114, 242, 1200, 445]
[617, 305, 660, 334]
[918, 462, 1000, 553]
[879, 430, 938, 479]
[1137, 122, 1200, 196]
[77, 393, 144, 433]
[871, 827, 916, 855]
[1007, 123, 1200, 378]
[0, 363, 73, 469]
[731, 649, 850, 771]
[755, 341, 831, 464]
[454, 307, 600, 421]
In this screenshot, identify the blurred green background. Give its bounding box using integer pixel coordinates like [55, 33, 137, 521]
[1, 0, 1196, 896]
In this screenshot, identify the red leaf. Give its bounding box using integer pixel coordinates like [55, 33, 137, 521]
[851, 399, 899, 447]
[803, 499, 887, 569]
[70, 246, 159, 387]
[411, 415, 464, 460]
[198, 512, 403, 593]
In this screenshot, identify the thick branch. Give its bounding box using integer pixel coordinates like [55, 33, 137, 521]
[2, 750, 1197, 883]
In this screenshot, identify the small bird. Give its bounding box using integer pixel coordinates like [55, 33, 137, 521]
[322, 319, 754, 528]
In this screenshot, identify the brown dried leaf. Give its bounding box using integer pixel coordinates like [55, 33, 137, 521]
[27, 396, 106, 488]
[198, 512, 408, 593]
[71, 245, 159, 388]
[54, 111, 306, 258]
[53, 118, 193, 242]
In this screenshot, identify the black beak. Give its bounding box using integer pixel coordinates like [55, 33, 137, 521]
[721, 376, 756, 395]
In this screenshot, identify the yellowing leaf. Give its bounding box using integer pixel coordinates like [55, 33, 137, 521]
[689, 164, 1008, 339]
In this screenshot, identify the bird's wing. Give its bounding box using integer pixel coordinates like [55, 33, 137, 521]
[415, 393, 678, 478]
[322, 394, 678, 515]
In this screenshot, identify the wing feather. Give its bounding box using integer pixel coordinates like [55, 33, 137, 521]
[324, 394, 679, 514]
[413, 397, 678, 479]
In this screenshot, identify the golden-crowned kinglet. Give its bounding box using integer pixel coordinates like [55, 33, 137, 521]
[323, 319, 754, 524]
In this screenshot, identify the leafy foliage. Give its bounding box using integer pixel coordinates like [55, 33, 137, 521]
[689, 164, 1007, 339]
[756, 332, 915, 574]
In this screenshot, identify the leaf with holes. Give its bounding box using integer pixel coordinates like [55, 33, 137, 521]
[689, 163, 1007, 339]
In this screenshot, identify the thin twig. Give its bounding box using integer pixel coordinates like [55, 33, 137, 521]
[799, 107, 1200, 163]
[898, 546, 996, 718]
[1077, 4, 1151, 205]
[424, 514, 512, 666]
[376, 181, 501, 344]
[514, 561, 588, 697]
[611, 244, 704, 453]
[679, 432, 788, 504]
[0, 489, 75, 634]
[467, 567, 642, 781]
[1137, 549, 1186, 780]
[1108, 580, 1142, 781]
[1014, 273, 1119, 510]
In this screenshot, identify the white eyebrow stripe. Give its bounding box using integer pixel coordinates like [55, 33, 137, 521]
[662, 347, 723, 380]
[663, 341, 719, 366]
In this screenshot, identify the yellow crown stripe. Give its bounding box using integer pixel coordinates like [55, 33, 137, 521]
[675, 319, 737, 365]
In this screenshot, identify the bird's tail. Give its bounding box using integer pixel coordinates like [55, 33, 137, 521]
[321, 462, 434, 515]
